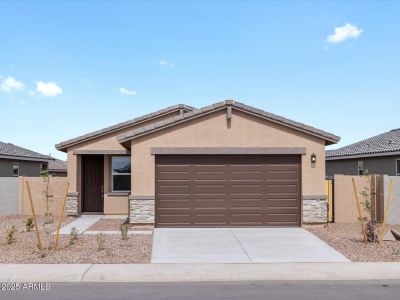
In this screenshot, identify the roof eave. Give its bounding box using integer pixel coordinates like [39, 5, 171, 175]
[117, 102, 341, 145]
[55, 104, 195, 152]
[326, 150, 400, 160]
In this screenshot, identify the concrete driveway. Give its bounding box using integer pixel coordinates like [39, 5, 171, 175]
[151, 228, 349, 263]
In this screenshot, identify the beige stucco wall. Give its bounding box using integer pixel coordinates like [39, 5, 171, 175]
[18, 176, 69, 216]
[130, 109, 326, 197]
[334, 174, 370, 223]
[64, 110, 182, 213]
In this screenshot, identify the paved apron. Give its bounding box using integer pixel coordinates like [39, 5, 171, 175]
[151, 228, 350, 263]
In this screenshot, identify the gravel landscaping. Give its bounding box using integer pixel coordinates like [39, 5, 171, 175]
[306, 223, 400, 262]
[0, 215, 152, 264]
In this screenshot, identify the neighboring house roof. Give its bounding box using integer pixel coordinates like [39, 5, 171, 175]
[326, 128, 400, 160]
[48, 158, 67, 173]
[117, 100, 340, 145]
[0, 141, 53, 162]
[55, 104, 195, 152]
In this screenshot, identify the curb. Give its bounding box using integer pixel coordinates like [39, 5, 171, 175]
[1, 263, 400, 282]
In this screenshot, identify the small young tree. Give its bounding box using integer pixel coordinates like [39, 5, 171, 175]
[359, 170, 378, 242]
[40, 169, 54, 218]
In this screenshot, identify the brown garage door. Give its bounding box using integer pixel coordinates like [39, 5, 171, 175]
[155, 155, 301, 227]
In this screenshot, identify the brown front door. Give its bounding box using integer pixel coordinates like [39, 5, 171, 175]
[155, 155, 301, 227]
[82, 155, 104, 213]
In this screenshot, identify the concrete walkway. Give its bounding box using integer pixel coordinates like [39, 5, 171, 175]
[57, 215, 103, 234]
[1, 263, 400, 282]
[57, 215, 128, 235]
[152, 228, 349, 263]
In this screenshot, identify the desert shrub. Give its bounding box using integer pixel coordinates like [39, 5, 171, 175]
[5, 225, 17, 245]
[120, 224, 129, 240]
[96, 233, 106, 251]
[25, 217, 34, 232]
[69, 227, 79, 245]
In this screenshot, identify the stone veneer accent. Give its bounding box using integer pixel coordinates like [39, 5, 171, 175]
[129, 195, 155, 224]
[302, 195, 328, 224]
[66, 192, 79, 217]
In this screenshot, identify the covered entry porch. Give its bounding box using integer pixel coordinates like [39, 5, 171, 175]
[66, 150, 131, 216]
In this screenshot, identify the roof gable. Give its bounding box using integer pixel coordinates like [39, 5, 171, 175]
[327, 128, 400, 159]
[117, 100, 340, 145]
[55, 104, 194, 152]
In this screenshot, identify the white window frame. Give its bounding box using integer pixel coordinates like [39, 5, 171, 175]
[358, 160, 364, 176]
[396, 159, 400, 176]
[13, 162, 19, 177]
[111, 156, 131, 192]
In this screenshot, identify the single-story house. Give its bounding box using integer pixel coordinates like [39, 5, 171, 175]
[56, 100, 340, 227]
[0, 141, 52, 177]
[326, 128, 400, 177]
[48, 158, 67, 177]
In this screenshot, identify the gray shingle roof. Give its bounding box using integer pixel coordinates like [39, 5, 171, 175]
[55, 104, 195, 151]
[326, 128, 400, 158]
[0, 141, 53, 162]
[117, 100, 340, 144]
[48, 158, 67, 172]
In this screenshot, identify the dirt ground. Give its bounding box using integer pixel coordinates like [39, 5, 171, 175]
[87, 219, 154, 231]
[307, 223, 400, 262]
[0, 215, 152, 264]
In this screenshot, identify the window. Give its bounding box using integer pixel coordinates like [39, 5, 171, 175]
[397, 159, 400, 176]
[13, 162, 19, 176]
[358, 160, 364, 176]
[111, 156, 131, 192]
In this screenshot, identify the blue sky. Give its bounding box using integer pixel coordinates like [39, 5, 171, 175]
[1, 1, 399, 160]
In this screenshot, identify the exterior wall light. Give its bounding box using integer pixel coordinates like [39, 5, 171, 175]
[311, 153, 317, 164]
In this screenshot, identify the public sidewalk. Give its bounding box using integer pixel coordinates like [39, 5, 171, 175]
[1, 263, 400, 283]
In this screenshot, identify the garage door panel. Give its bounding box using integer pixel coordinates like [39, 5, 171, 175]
[230, 171, 263, 180]
[267, 198, 298, 208]
[194, 199, 228, 208]
[231, 213, 263, 224]
[267, 170, 299, 180]
[158, 185, 191, 194]
[194, 172, 226, 180]
[230, 198, 262, 208]
[194, 185, 227, 194]
[267, 212, 299, 223]
[158, 199, 191, 208]
[268, 184, 298, 193]
[158, 172, 190, 180]
[194, 214, 228, 225]
[156, 155, 300, 227]
[230, 184, 263, 194]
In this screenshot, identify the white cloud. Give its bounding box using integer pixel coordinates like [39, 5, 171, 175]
[36, 81, 63, 97]
[0, 76, 24, 92]
[327, 23, 363, 44]
[160, 59, 175, 68]
[119, 87, 137, 96]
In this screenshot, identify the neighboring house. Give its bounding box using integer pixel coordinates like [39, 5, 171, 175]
[0, 141, 52, 177]
[326, 129, 400, 177]
[56, 100, 340, 227]
[48, 158, 67, 177]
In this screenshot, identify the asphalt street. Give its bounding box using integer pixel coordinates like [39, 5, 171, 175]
[1, 280, 400, 300]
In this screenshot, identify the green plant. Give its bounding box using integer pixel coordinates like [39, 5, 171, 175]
[25, 217, 34, 232]
[120, 224, 129, 240]
[96, 233, 106, 251]
[5, 225, 17, 245]
[69, 227, 78, 245]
